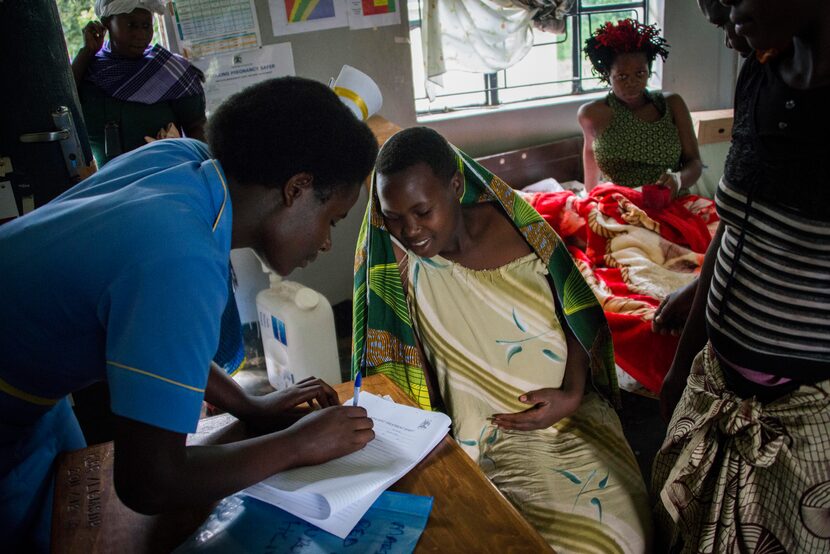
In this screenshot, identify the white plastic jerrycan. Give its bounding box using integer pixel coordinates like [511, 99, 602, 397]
[255, 257, 341, 390]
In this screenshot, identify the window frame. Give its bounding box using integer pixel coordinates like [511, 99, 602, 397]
[409, 0, 660, 116]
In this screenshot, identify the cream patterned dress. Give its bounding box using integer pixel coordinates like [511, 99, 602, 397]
[408, 251, 652, 553]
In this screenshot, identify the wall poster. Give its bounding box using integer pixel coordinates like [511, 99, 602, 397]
[172, 0, 261, 58]
[269, 0, 349, 36]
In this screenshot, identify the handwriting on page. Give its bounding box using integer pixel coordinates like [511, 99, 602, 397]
[242, 393, 449, 539]
[261, 394, 447, 515]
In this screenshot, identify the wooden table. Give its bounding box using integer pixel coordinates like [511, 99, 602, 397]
[364, 115, 402, 191]
[367, 114, 402, 147]
[51, 374, 550, 553]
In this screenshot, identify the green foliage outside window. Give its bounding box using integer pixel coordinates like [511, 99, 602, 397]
[56, 0, 96, 57]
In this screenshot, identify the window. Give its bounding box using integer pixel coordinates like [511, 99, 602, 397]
[408, 0, 662, 116]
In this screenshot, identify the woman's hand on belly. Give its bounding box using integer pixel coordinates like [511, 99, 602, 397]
[489, 387, 582, 431]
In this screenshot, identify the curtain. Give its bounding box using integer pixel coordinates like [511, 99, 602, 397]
[421, 0, 573, 100]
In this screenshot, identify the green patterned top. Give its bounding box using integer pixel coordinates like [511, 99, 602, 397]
[593, 91, 682, 188]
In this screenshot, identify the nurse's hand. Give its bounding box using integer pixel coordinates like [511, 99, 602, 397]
[243, 376, 340, 432]
[490, 387, 582, 431]
[282, 406, 375, 467]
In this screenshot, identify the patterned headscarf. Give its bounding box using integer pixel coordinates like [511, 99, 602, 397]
[352, 146, 619, 410]
[95, 0, 168, 18]
[584, 18, 670, 82]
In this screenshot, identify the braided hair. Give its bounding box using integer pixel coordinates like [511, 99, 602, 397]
[584, 19, 670, 83]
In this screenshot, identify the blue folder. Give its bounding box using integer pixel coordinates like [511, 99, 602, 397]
[174, 490, 434, 553]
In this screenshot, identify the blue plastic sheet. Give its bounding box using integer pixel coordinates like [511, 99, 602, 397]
[174, 490, 433, 553]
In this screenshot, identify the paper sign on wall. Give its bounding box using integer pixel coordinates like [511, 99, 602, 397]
[173, 0, 261, 58]
[347, 0, 401, 30]
[270, 0, 349, 36]
[193, 43, 296, 114]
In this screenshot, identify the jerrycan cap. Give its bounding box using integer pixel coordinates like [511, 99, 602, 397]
[295, 288, 320, 310]
[252, 250, 282, 286]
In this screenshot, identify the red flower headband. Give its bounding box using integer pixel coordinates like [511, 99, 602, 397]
[593, 18, 663, 53]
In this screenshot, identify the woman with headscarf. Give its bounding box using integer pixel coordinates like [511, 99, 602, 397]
[354, 126, 653, 553]
[578, 18, 701, 198]
[71, 0, 206, 167]
[553, 19, 720, 393]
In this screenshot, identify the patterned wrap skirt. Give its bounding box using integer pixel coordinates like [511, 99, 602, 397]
[652, 344, 830, 552]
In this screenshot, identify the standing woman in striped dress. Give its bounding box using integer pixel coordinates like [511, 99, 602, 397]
[653, 0, 830, 552]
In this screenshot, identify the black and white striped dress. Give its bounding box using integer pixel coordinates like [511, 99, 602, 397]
[705, 55, 830, 381]
[707, 178, 830, 379]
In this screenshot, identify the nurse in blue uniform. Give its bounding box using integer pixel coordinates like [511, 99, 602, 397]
[0, 77, 378, 551]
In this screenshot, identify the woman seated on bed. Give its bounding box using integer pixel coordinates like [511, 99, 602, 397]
[570, 19, 719, 388]
[352, 127, 652, 553]
[578, 18, 702, 198]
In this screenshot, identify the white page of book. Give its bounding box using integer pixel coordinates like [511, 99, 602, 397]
[244, 478, 385, 538]
[243, 392, 449, 538]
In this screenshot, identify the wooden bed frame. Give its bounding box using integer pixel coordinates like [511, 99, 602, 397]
[474, 110, 733, 191]
[475, 136, 585, 190]
[366, 117, 585, 192]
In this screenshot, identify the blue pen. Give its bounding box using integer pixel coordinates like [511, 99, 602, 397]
[353, 372, 362, 407]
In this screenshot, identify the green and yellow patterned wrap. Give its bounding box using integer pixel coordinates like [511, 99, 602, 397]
[352, 148, 619, 410]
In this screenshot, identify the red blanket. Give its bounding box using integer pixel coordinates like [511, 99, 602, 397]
[526, 184, 719, 393]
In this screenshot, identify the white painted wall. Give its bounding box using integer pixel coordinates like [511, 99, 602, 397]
[182, 0, 739, 307]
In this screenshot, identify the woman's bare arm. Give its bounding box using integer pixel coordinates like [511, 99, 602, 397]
[664, 93, 703, 194]
[72, 22, 105, 88]
[577, 101, 609, 192]
[659, 221, 724, 420]
[112, 406, 373, 514]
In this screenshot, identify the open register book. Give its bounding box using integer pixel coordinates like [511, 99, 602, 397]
[243, 391, 451, 538]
